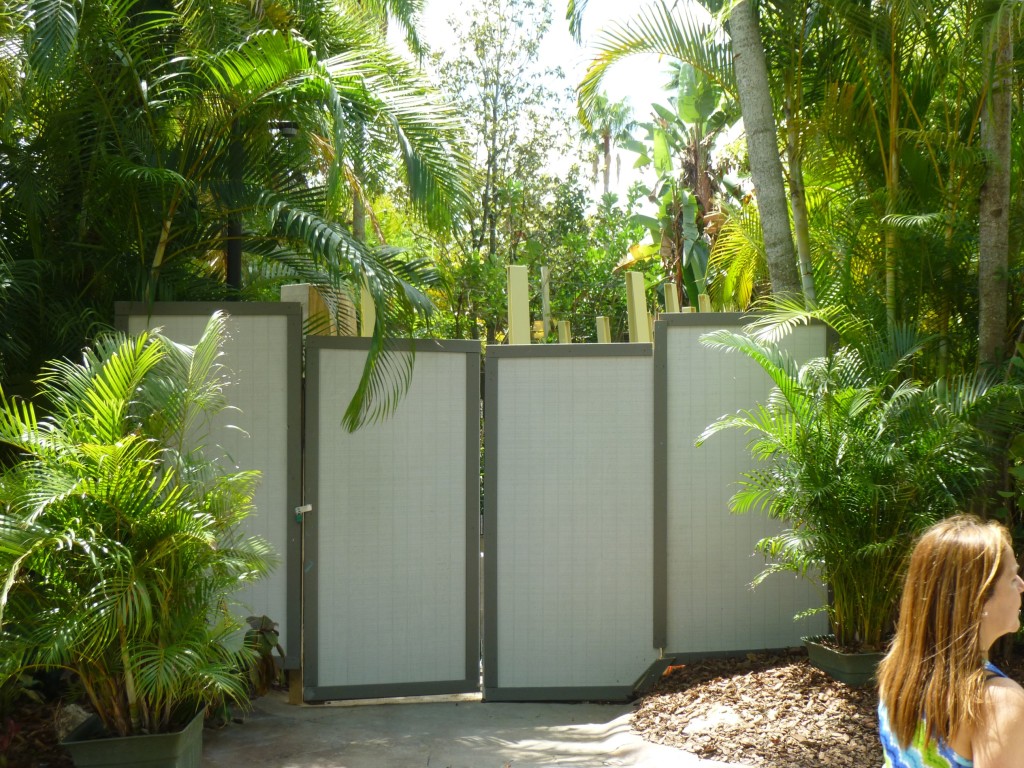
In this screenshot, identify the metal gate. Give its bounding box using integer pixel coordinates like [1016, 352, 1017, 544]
[120, 305, 826, 703]
[302, 338, 481, 701]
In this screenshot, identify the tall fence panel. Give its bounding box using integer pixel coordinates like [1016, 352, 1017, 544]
[484, 345, 657, 701]
[654, 315, 829, 656]
[303, 338, 480, 701]
[116, 302, 303, 668]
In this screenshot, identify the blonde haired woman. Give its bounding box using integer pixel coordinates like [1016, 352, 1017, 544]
[878, 515, 1024, 766]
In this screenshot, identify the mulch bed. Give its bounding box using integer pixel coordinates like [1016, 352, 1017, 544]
[2, 697, 76, 768]
[632, 648, 1024, 768]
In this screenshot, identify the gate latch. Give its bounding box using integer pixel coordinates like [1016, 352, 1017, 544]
[294, 504, 312, 523]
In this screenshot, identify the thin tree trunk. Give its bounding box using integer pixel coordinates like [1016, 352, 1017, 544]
[352, 126, 367, 244]
[785, 104, 815, 307]
[226, 124, 244, 291]
[602, 131, 611, 195]
[729, 0, 801, 298]
[885, 71, 899, 330]
[938, 192, 955, 381]
[353, 195, 366, 242]
[979, 11, 1012, 366]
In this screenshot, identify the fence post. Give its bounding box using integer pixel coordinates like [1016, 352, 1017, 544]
[625, 271, 652, 343]
[596, 316, 611, 343]
[664, 282, 681, 313]
[507, 264, 530, 344]
[360, 279, 375, 337]
[557, 320, 571, 343]
[697, 293, 713, 313]
[541, 266, 552, 337]
[280, 283, 357, 335]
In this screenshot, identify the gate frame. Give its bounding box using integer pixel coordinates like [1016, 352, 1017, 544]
[483, 342, 655, 702]
[302, 337, 481, 702]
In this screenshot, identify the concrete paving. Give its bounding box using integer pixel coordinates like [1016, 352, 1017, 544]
[202, 692, 742, 768]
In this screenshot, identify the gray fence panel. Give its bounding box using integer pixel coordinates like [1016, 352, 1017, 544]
[654, 314, 829, 655]
[484, 345, 658, 702]
[115, 302, 303, 669]
[304, 338, 480, 702]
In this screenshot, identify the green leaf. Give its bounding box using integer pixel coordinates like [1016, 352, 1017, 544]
[652, 102, 678, 125]
[653, 128, 672, 175]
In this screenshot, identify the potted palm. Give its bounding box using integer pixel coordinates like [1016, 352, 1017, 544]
[0, 313, 274, 767]
[697, 322, 1014, 684]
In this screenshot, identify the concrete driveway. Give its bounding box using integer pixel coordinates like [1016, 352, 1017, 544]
[201, 692, 743, 768]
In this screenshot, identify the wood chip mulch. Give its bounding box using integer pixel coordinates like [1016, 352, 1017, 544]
[633, 648, 1024, 768]
[633, 649, 881, 767]
[2, 697, 76, 768]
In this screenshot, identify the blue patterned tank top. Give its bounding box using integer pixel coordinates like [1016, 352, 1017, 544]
[878, 661, 1008, 768]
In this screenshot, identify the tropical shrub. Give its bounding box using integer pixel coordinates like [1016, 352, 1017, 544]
[0, 313, 274, 736]
[698, 324, 1019, 651]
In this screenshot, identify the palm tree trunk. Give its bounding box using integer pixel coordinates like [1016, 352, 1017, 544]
[729, 0, 801, 298]
[979, 10, 1012, 366]
[353, 195, 366, 242]
[785, 100, 815, 307]
[352, 126, 367, 243]
[226, 123, 243, 290]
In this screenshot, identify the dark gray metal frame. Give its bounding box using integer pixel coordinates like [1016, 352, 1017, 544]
[303, 337, 481, 702]
[114, 301, 304, 670]
[483, 343, 654, 702]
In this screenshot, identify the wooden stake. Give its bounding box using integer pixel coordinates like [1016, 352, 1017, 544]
[507, 265, 530, 344]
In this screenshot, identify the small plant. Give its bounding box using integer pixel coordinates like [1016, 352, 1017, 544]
[0, 313, 274, 737]
[244, 616, 286, 696]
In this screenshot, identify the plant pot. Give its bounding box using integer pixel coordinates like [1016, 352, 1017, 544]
[60, 710, 203, 768]
[803, 635, 884, 688]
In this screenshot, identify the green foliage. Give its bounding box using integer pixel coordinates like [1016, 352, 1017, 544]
[0, 313, 274, 736]
[622, 63, 739, 307]
[0, 0, 471, 428]
[538, 184, 652, 342]
[698, 318, 1022, 651]
[418, 0, 657, 341]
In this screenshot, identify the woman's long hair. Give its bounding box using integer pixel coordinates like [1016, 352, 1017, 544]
[877, 514, 1010, 748]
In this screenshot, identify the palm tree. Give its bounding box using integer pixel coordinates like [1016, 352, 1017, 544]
[576, 0, 802, 298]
[698, 307, 1020, 649]
[581, 93, 634, 195]
[726, 0, 801, 300]
[978, 1, 1013, 366]
[0, 0, 471, 428]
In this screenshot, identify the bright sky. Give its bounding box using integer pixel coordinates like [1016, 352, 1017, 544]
[393, 0, 676, 197]
[420, 0, 670, 113]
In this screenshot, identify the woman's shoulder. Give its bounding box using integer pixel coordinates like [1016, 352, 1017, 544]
[984, 663, 1023, 693]
[984, 674, 1024, 701]
[973, 673, 1024, 766]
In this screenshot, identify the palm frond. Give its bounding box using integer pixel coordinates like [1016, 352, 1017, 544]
[25, 0, 79, 78]
[567, 0, 589, 43]
[579, 0, 734, 126]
